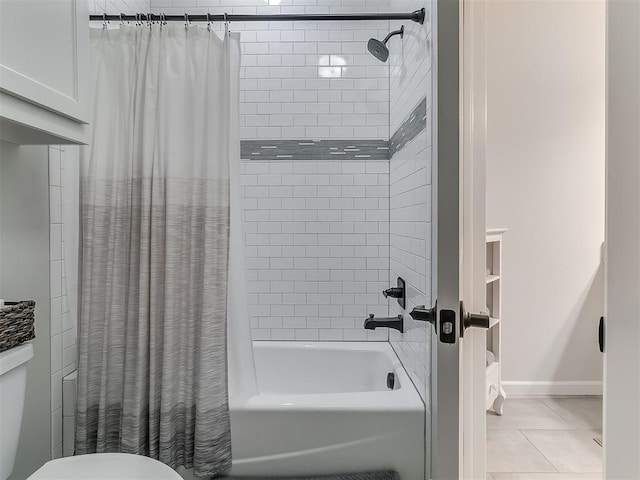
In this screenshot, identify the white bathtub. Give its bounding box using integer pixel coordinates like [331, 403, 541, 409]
[228, 341, 425, 479]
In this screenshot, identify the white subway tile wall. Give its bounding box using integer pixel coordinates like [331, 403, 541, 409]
[388, 131, 431, 397]
[386, 2, 433, 477]
[49, 146, 79, 459]
[242, 160, 390, 341]
[389, 1, 431, 134]
[90, 0, 153, 15]
[147, 0, 390, 140]
[388, 0, 433, 405]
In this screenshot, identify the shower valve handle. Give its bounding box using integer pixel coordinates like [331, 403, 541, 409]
[383, 287, 403, 299]
[382, 277, 406, 309]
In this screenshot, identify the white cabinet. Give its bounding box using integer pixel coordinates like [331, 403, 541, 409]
[486, 228, 507, 415]
[0, 0, 89, 144]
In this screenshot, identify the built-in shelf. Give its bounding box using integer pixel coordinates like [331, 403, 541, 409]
[486, 229, 507, 416]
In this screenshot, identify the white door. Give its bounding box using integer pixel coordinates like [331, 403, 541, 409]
[604, 1, 640, 478]
[461, 0, 489, 477]
[427, 1, 489, 478]
[429, 0, 464, 476]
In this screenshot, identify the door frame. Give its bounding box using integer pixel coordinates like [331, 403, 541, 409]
[454, 2, 640, 479]
[431, 0, 462, 478]
[461, 0, 488, 478]
[604, 0, 640, 477]
[431, 0, 489, 478]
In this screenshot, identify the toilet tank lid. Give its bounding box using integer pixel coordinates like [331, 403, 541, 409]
[0, 343, 33, 376]
[27, 453, 183, 480]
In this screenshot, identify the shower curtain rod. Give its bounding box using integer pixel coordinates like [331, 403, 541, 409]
[90, 9, 426, 25]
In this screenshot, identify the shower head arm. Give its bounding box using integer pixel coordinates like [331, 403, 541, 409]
[382, 26, 404, 45]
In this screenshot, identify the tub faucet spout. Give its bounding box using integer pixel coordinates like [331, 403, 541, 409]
[364, 314, 404, 333]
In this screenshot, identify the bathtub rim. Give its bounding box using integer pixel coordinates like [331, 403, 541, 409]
[230, 341, 425, 412]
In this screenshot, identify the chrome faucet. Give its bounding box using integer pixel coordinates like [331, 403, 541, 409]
[363, 314, 404, 333]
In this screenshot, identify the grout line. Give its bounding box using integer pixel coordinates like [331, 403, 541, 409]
[536, 398, 574, 428]
[518, 429, 560, 473]
[540, 398, 603, 431]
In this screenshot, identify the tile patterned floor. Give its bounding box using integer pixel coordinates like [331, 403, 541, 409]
[487, 397, 602, 480]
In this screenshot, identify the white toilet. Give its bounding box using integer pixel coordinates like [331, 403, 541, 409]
[0, 343, 34, 480]
[0, 341, 180, 480]
[27, 453, 183, 479]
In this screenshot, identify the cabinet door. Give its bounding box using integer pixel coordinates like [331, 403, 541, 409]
[0, 0, 88, 123]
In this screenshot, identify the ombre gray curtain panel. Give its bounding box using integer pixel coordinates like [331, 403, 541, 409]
[76, 25, 240, 477]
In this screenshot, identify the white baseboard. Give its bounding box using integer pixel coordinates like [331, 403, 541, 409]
[503, 381, 603, 397]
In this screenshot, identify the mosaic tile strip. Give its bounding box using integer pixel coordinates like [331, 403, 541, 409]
[239, 97, 427, 162]
[240, 139, 390, 161]
[389, 97, 428, 158]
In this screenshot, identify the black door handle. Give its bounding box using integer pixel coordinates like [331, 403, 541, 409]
[599, 316, 604, 353]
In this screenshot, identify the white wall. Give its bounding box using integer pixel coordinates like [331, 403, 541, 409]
[486, 0, 605, 394]
[241, 160, 390, 341]
[386, 2, 432, 478]
[387, 0, 432, 403]
[49, 145, 80, 459]
[90, 0, 152, 16]
[1, 142, 52, 480]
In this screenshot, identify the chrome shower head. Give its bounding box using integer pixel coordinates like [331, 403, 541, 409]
[368, 26, 404, 63]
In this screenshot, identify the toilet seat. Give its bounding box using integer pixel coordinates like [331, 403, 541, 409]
[27, 453, 183, 479]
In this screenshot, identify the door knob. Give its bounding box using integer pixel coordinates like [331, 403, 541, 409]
[460, 301, 490, 336]
[410, 301, 489, 337]
[409, 303, 436, 328]
[410, 302, 457, 344]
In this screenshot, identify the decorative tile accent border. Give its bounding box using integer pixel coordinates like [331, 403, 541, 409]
[240, 140, 389, 161]
[389, 97, 428, 158]
[239, 97, 427, 162]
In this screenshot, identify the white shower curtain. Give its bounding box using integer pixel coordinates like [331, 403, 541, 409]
[76, 25, 242, 477]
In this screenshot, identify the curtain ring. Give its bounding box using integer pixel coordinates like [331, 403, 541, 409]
[207, 12, 211, 32]
[119, 13, 124, 25]
[102, 13, 108, 29]
[224, 12, 230, 34]
[184, 13, 190, 30]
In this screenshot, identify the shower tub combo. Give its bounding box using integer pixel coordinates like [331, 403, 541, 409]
[229, 342, 425, 479]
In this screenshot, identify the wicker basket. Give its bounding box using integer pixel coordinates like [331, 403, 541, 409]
[0, 300, 35, 353]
